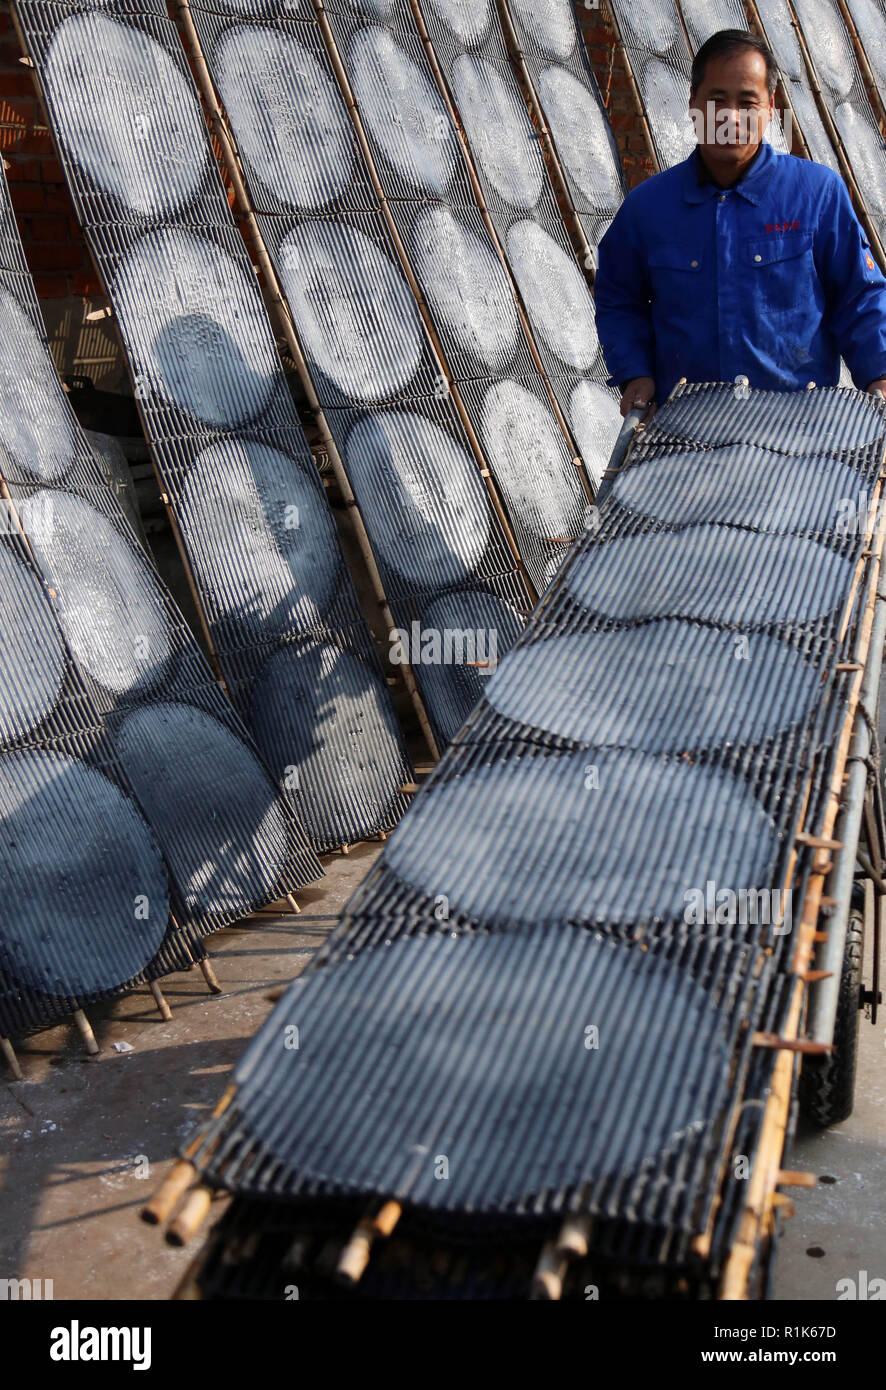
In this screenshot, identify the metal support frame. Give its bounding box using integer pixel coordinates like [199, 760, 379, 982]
[807, 571, 886, 1043]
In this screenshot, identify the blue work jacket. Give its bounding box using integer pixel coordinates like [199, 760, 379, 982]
[594, 141, 886, 402]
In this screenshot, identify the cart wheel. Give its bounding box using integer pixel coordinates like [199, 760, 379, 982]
[799, 909, 864, 1128]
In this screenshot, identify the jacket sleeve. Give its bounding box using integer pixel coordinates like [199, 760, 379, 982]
[816, 173, 886, 388]
[594, 199, 655, 390]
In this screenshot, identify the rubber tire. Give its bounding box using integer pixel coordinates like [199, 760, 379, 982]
[799, 910, 864, 1128]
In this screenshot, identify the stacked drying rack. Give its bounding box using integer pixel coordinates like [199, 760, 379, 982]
[145, 380, 886, 1299]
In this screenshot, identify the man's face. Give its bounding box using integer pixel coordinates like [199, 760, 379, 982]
[689, 50, 774, 171]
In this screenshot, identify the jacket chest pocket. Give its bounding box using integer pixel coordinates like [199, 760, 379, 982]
[646, 247, 705, 310]
[743, 231, 814, 312]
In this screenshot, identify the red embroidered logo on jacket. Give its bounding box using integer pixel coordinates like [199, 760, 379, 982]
[765, 221, 800, 231]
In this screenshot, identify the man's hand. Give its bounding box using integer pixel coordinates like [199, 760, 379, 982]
[866, 377, 886, 401]
[619, 376, 656, 418]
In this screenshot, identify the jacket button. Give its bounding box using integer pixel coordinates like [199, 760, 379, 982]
[754, 254, 762, 262]
[691, 259, 698, 267]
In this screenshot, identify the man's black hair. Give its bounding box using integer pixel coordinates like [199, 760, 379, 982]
[690, 29, 778, 95]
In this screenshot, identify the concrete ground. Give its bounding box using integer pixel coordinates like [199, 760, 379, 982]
[773, 921, 886, 1300]
[0, 843, 382, 1301]
[0, 839, 882, 1302]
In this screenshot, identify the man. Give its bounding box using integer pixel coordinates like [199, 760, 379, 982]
[594, 29, 886, 416]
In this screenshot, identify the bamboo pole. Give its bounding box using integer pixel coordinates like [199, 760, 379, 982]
[721, 1006, 809, 1293]
[141, 1083, 236, 1225]
[167, 1185, 213, 1246]
[835, 0, 886, 134]
[336, 1199, 402, 1283]
[751, 1032, 831, 1053]
[673, 0, 695, 55]
[795, 832, 844, 849]
[0, 1037, 23, 1081]
[406, 0, 591, 492]
[494, 0, 596, 277]
[149, 980, 173, 1020]
[141, 1159, 197, 1226]
[531, 1240, 568, 1299]
[310, 0, 537, 601]
[742, 0, 814, 159]
[171, 0, 440, 763]
[198, 958, 222, 994]
[777, 81, 813, 159]
[555, 1214, 592, 1259]
[73, 1008, 100, 1056]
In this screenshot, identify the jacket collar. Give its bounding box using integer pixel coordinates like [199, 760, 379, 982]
[682, 138, 776, 205]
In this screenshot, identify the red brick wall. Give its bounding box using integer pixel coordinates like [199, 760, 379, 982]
[575, 0, 656, 190]
[0, 4, 102, 301]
